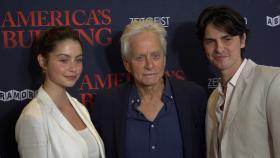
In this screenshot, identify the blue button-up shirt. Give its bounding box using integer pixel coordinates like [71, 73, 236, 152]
[125, 79, 183, 158]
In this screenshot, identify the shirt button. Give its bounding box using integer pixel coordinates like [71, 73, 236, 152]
[170, 95, 173, 99]
[151, 124, 154, 128]
[131, 100, 134, 103]
[136, 99, 140, 103]
[151, 146, 156, 150]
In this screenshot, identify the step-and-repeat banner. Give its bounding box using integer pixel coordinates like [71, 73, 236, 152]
[1, 0, 279, 157]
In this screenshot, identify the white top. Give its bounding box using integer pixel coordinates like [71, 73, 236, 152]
[15, 87, 105, 158]
[216, 59, 247, 140]
[78, 128, 101, 158]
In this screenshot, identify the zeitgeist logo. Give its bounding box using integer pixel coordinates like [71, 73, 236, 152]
[266, 15, 280, 27]
[208, 78, 220, 89]
[129, 16, 171, 27]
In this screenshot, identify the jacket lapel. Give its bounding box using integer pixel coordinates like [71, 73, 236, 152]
[169, 78, 192, 158]
[37, 88, 78, 137]
[114, 83, 131, 158]
[206, 88, 219, 158]
[221, 60, 256, 138]
[69, 95, 105, 158]
[38, 87, 105, 157]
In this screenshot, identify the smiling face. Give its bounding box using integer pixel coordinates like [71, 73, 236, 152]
[123, 31, 166, 88]
[38, 39, 83, 90]
[203, 23, 246, 75]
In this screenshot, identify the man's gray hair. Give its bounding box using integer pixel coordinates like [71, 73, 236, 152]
[120, 20, 167, 58]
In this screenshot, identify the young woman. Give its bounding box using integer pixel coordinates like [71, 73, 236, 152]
[16, 27, 105, 158]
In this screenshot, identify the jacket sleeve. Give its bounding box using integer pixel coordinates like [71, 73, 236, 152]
[15, 110, 48, 158]
[266, 72, 280, 158]
[91, 92, 104, 133]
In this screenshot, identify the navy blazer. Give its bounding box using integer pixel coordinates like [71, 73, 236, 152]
[92, 77, 207, 158]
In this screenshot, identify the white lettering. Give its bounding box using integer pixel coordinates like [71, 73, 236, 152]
[129, 16, 171, 27]
[0, 89, 37, 102]
[208, 78, 220, 89]
[267, 16, 280, 27]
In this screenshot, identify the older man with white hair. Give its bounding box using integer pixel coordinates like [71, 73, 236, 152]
[92, 20, 207, 158]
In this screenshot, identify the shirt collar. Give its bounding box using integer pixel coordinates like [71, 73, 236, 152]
[162, 78, 173, 101]
[217, 58, 247, 94]
[229, 58, 247, 86]
[128, 78, 173, 109]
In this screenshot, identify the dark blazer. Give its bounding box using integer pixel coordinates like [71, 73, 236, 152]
[92, 77, 207, 158]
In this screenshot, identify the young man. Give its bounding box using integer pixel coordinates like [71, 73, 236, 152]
[197, 6, 280, 158]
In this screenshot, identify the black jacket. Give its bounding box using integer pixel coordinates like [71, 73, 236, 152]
[91, 77, 207, 158]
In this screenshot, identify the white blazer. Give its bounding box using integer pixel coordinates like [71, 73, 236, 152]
[206, 60, 280, 158]
[15, 87, 105, 158]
